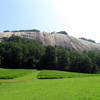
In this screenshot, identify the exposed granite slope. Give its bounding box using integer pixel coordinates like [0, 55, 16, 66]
[0, 31, 100, 52]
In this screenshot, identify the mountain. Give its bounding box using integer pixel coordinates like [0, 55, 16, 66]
[0, 31, 100, 52]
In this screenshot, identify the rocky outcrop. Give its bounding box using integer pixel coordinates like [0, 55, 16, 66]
[0, 31, 100, 52]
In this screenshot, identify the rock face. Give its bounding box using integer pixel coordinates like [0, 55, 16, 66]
[1, 31, 100, 52]
[38, 32, 100, 52]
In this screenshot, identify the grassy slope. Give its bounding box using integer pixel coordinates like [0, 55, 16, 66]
[0, 69, 100, 100]
[0, 68, 34, 79]
[37, 70, 100, 79]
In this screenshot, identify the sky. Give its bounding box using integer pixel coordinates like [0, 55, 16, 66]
[0, 0, 100, 42]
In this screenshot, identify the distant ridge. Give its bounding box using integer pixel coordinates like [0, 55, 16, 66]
[0, 31, 100, 52]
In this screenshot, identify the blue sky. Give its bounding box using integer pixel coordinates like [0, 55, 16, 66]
[0, 0, 65, 31]
[0, 0, 100, 42]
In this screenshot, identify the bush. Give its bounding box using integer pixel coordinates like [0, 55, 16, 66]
[79, 37, 95, 43]
[3, 30, 10, 32]
[57, 31, 68, 35]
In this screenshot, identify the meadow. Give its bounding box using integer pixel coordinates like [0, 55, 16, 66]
[0, 69, 100, 100]
[0, 68, 33, 79]
[37, 70, 100, 79]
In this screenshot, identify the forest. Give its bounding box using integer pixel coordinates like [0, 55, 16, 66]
[0, 35, 100, 73]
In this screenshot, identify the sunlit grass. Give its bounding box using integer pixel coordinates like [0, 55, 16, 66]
[0, 68, 33, 79]
[0, 69, 100, 100]
[37, 70, 100, 79]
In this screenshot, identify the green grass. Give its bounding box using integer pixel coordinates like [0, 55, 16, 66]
[1, 69, 100, 100]
[0, 68, 34, 79]
[37, 70, 100, 79]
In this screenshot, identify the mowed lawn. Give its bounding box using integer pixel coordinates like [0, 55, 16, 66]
[0, 69, 100, 100]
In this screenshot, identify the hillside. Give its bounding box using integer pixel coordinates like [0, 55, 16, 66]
[0, 31, 100, 52]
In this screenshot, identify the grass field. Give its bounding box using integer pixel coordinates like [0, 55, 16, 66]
[37, 70, 100, 79]
[0, 69, 100, 100]
[0, 68, 33, 79]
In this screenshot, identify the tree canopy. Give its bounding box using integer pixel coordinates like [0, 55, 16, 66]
[0, 36, 100, 73]
[57, 31, 68, 35]
[79, 37, 96, 43]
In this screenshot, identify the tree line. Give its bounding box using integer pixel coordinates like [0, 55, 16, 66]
[0, 36, 100, 73]
[79, 37, 96, 43]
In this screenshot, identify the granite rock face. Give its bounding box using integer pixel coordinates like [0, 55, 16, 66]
[1, 31, 100, 52]
[41, 33, 100, 52]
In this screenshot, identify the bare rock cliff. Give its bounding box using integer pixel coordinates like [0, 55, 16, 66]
[26, 32, 100, 52]
[1, 31, 100, 52]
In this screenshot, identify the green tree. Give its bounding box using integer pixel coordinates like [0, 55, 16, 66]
[38, 46, 56, 70]
[57, 31, 68, 35]
[56, 48, 70, 71]
[79, 37, 95, 43]
[69, 51, 96, 73]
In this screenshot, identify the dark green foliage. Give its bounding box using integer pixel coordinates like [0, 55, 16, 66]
[11, 29, 40, 32]
[3, 30, 10, 32]
[56, 48, 70, 71]
[79, 37, 96, 43]
[2, 35, 24, 42]
[85, 51, 100, 72]
[0, 36, 44, 69]
[38, 46, 56, 70]
[2, 35, 34, 43]
[69, 52, 96, 73]
[0, 35, 100, 73]
[57, 31, 68, 35]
